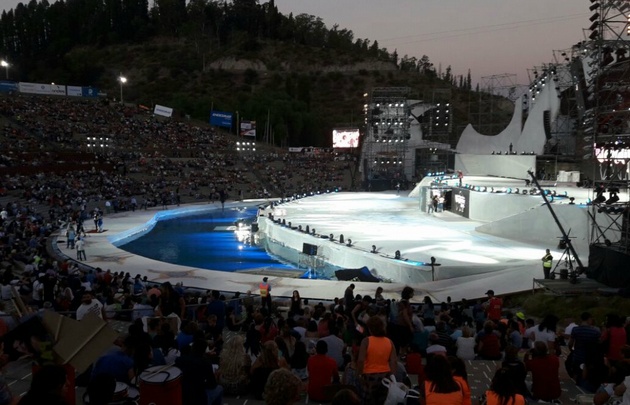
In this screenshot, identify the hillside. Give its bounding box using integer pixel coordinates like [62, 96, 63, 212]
[0, 0, 514, 148]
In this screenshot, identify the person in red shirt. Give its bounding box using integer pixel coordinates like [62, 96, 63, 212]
[600, 313, 627, 361]
[524, 341, 561, 402]
[484, 290, 503, 322]
[307, 340, 340, 402]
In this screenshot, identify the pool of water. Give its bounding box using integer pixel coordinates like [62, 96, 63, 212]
[117, 206, 336, 278]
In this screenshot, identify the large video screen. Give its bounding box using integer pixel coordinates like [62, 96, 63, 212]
[333, 129, 360, 148]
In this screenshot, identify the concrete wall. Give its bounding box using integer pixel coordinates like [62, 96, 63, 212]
[455, 154, 536, 179]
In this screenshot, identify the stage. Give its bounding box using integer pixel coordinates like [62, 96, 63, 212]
[52, 177, 615, 303]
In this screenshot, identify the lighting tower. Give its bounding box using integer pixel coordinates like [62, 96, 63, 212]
[579, 0, 630, 255]
[361, 87, 411, 191]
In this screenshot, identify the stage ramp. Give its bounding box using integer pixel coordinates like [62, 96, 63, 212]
[475, 204, 593, 259]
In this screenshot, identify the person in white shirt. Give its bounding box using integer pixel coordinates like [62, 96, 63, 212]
[455, 325, 476, 360]
[76, 292, 105, 321]
[31, 274, 44, 307]
[76, 237, 86, 261]
[317, 326, 346, 369]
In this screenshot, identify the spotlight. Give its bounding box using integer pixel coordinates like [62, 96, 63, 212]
[395, 250, 401, 260]
[371, 245, 377, 254]
[312, 228, 316, 235]
[329, 233, 334, 241]
[346, 239, 352, 247]
[298, 225, 302, 231]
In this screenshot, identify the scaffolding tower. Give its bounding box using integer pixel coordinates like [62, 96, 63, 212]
[472, 74, 520, 136]
[361, 87, 412, 191]
[577, 0, 630, 253]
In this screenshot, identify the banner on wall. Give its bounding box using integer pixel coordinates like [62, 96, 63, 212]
[67, 86, 83, 97]
[0, 81, 17, 93]
[154, 104, 173, 118]
[18, 82, 67, 95]
[451, 188, 470, 218]
[240, 120, 256, 137]
[210, 110, 233, 128]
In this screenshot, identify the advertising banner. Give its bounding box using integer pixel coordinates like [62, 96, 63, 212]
[67, 86, 83, 97]
[240, 120, 256, 137]
[18, 82, 67, 95]
[210, 110, 233, 128]
[452, 188, 470, 218]
[0, 81, 18, 93]
[154, 104, 173, 118]
[81, 87, 99, 98]
[51, 84, 66, 96]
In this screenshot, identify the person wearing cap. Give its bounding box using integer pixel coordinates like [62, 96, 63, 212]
[541, 249, 553, 279]
[484, 290, 503, 322]
[259, 277, 271, 310]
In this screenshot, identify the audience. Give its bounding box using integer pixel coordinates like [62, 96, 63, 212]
[2, 95, 630, 405]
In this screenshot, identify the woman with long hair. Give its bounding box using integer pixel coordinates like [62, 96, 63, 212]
[290, 340, 309, 381]
[218, 335, 250, 395]
[245, 323, 263, 363]
[290, 290, 302, 315]
[250, 340, 289, 399]
[264, 368, 302, 405]
[530, 314, 558, 353]
[484, 368, 526, 405]
[448, 356, 471, 405]
[424, 355, 464, 405]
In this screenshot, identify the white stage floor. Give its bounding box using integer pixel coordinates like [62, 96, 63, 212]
[53, 179, 604, 304]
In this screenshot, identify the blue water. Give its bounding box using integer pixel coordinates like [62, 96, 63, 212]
[118, 207, 333, 277]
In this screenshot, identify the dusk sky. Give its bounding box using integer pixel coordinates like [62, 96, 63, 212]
[274, 0, 589, 88]
[0, 0, 590, 88]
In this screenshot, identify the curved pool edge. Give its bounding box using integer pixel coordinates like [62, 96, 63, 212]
[53, 200, 414, 302]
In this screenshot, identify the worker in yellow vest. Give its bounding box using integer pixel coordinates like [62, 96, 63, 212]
[541, 249, 553, 279]
[259, 277, 272, 310]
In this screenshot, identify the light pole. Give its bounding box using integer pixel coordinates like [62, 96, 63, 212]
[0, 60, 9, 79]
[118, 74, 127, 104]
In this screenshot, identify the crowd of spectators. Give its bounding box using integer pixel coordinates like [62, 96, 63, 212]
[8, 93, 630, 405]
[0, 94, 353, 205]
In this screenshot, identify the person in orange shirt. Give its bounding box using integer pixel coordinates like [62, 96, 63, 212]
[424, 355, 464, 405]
[448, 356, 471, 405]
[357, 316, 397, 405]
[484, 368, 526, 405]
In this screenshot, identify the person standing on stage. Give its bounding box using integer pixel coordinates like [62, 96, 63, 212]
[260, 277, 272, 310]
[541, 249, 553, 279]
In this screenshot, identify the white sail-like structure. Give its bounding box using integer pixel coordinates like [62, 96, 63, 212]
[457, 75, 561, 155]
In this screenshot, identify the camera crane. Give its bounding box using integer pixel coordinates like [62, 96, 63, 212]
[527, 171, 585, 281]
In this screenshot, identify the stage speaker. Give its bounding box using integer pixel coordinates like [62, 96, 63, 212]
[251, 223, 259, 232]
[302, 243, 317, 256]
[543, 110, 551, 140]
